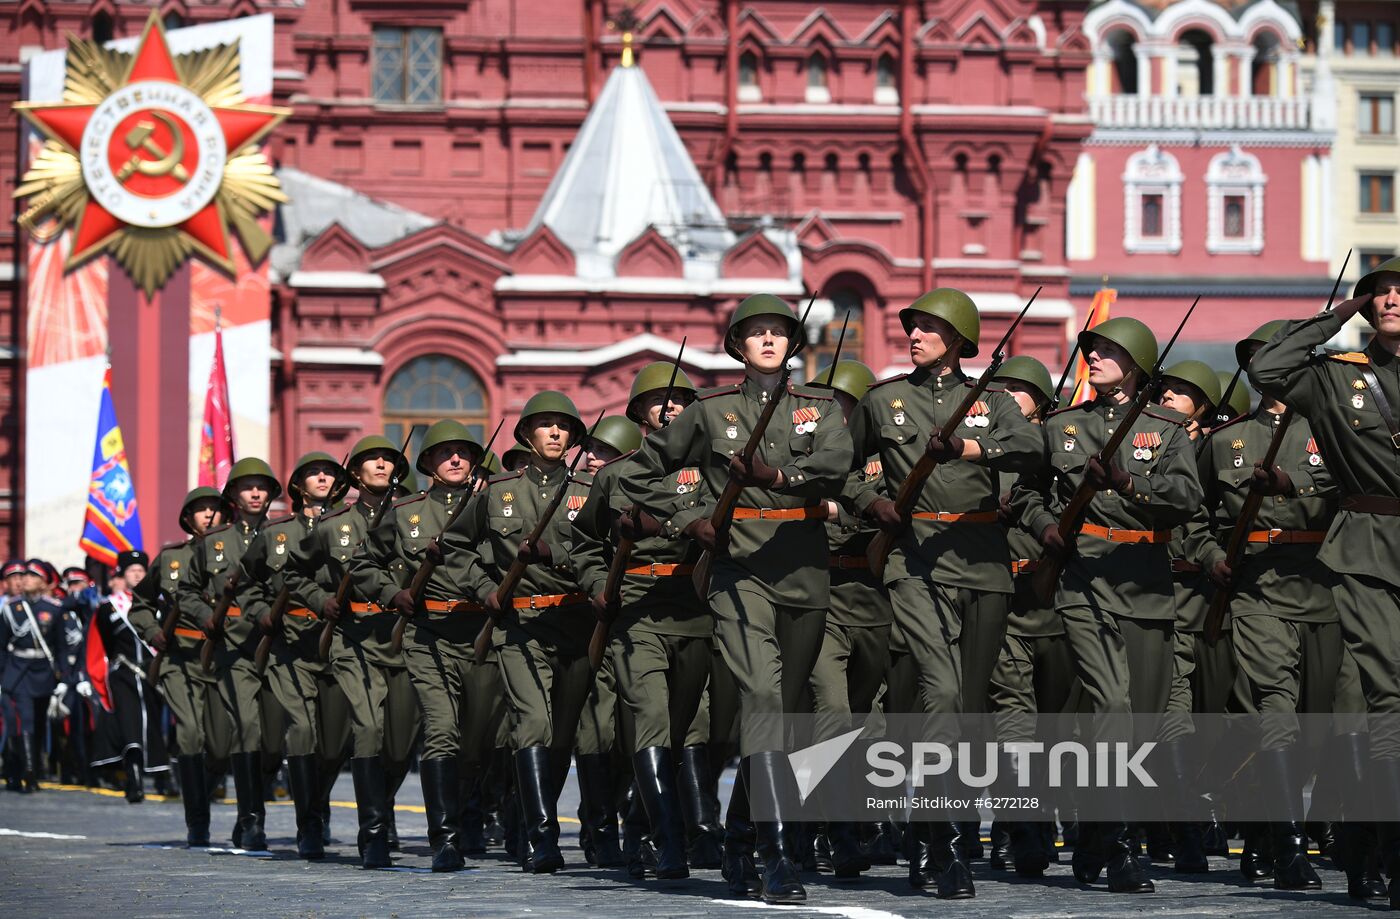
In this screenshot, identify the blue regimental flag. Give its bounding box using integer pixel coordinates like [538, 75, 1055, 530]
[80, 367, 144, 565]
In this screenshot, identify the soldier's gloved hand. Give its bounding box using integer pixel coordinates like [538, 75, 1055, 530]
[1208, 559, 1234, 589]
[75, 680, 93, 699]
[1250, 462, 1294, 497]
[619, 510, 661, 541]
[423, 538, 445, 567]
[390, 588, 417, 619]
[516, 539, 552, 565]
[683, 518, 718, 551]
[864, 498, 907, 534]
[590, 590, 615, 622]
[924, 432, 966, 463]
[728, 453, 781, 489]
[52, 682, 69, 699]
[149, 631, 168, 653]
[1039, 524, 1066, 557]
[1085, 455, 1132, 493]
[320, 597, 341, 623]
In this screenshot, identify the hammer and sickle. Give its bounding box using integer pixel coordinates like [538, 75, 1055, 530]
[116, 112, 190, 183]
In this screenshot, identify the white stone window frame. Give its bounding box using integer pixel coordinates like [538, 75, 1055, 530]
[1123, 144, 1184, 254]
[1206, 144, 1266, 254]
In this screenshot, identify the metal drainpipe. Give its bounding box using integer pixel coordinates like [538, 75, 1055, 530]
[277, 288, 297, 473]
[900, 0, 934, 292]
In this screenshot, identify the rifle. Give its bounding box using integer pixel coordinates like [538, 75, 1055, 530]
[473, 412, 604, 664]
[1030, 296, 1201, 605]
[1050, 308, 1100, 414]
[388, 419, 507, 656]
[588, 338, 689, 671]
[144, 593, 181, 684]
[865, 290, 1039, 579]
[317, 434, 416, 661]
[255, 452, 351, 672]
[199, 566, 245, 673]
[1203, 251, 1352, 642]
[1214, 368, 1244, 427]
[690, 293, 819, 598]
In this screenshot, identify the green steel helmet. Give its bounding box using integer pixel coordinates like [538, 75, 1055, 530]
[626, 361, 698, 424]
[222, 457, 282, 503]
[1079, 317, 1158, 377]
[1354, 255, 1400, 323]
[286, 451, 349, 507]
[816, 360, 877, 402]
[347, 435, 411, 486]
[899, 288, 981, 358]
[501, 446, 531, 471]
[513, 390, 587, 448]
[1216, 370, 1251, 420]
[1235, 320, 1287, 371]
[1160, 360, 1222, 410]
[179, 486, 230, 535]
[415, 420, 484, 476]
[992, 355, 1055, 406]
[723, 294, 806, 361]
[588, 415, 642, 457]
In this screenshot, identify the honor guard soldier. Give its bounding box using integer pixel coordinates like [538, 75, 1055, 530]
[848, 289, 1041, 899]
[353, 420, 496, 873]
[443, 392, 596, 875]
[179, 457, 279, 851]
[242, 453, 353, 859]
[284, 436, 421, 869]
[574, 366, 714, 880]
[1249, 257, 1400, 908]
[621, 295, 854, 904]
[129, 487, 234, 845]
[1012, 317, 1202, 894]
[0, 559, 67, 792]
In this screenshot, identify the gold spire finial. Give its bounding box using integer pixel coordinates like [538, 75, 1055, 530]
[621, 30, 634, 67]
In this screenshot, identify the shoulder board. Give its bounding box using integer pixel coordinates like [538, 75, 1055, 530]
[203, 522, 234, 539]
[487, 470, 524, 485]
[265, 513, 296, 527]
[1205, 414, 1249, 436]
[319, 505, 353, 522]
[160, 537, 189, 552]
[1143, 404, 1188, 426]
[574, 471, 595, 486]
[1043, 404, 1085, 419]
[1324, 349, 1370, 365]
[867, 373, 909, 392]
[598, 449, 637, 470]
[392, 492, 427, 508]
[787, 382, 835, 401]
[696, 383, 741, 401]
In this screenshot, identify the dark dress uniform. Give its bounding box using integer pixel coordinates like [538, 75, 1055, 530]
[89, 590, 169, 798]
[0, 593, 65, 790]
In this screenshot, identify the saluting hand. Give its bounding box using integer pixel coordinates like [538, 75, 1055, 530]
[1333, 292, 1374, 323]
[865, 498, 907, 535]
[1085, 455, 1132, 494]
[1250, 462, 1294, 497]
[728, 454, 781, 488]
[924, 432, 965, 463]
[683, 518, 718, 551]
[517, 539, 552, 565]
[390, 588, 416, 619]
[618, 510, 661, 541]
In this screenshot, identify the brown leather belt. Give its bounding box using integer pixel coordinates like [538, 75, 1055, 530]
[911, 510, 998, 523]
[1246, 529, 1327, 545]
[625, 563, 695, 577]
[1171, 559, 1202, 574]
[1011, 559, 1039, 575]
[829, 555, 869, 570]
[1342, 495, 1400, 516]
[511, 593, 589, 610]
[732, 506, 823, 521]
[174, 627, 204, 640]
[284, 607, 316, 619]
[422, 599, 486, 614]
[350, 602, 385, 614]
[1081, 523, 1171, 544]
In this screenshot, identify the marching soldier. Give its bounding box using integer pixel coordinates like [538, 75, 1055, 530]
[179, 457, 279, 851]
[352, 420, 496, 873]
[284, 436, 421, 869]
[0, 559, 67, 792]
[574, 366, 713, 880]
[848, 289, 1041, 899]
[443, 392, 595, 875]
[130, 487, 234, 845]
[621, 295, 854, 904]
[1012, 317, 1202, 894]
[1249, 257, 1400, 908]
[241, 453, 353, 859]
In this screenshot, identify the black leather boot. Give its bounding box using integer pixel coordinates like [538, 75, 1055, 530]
[20, 734, 39, 793]
[1159, 741, 1208, 873]
[1071, 822, 1105, 884]
[178, 754, 211, 847]
[1255, 747, 1320, 889]
[230, 752, 267, 851]
[956, 819, 984, 860]
[828, 821, 869, 878]
[678, 745, 723, 869]
[420, 757, 465, 871]
[460, 769, 487, 855]
[515, 745, 564, 873]
[622, 781, 653, 879]
[350, 757, 391, 868]
[1368, 757, 1400, 910]
[575, 752, 624, 868]
[908, 820, 934, 888]
[1240, 824, 1273, 880]
[123, 749, 145, 804]
[748, 752, 805, 904]
[633, 746, 689, 880]
[864, 821, 899, 865]
[1202, 817, 1229, 856]
[1101, 819, 1154, 893]
[286, 755, 325, 859]
[913, 774, 974, 898]
[722, 765, 761, 896]
[988, 820, 1010, 870]
[1009, 820, 1051, 877]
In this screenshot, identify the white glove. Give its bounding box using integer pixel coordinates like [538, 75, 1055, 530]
[52, 681, 69, 698]
[47, 693, 71, 720]
[75, 680, 93, 699]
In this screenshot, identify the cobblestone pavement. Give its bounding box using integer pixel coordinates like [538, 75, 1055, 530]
[0, 771, 1369, 918]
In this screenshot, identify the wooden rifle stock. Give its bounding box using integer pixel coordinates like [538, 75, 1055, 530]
[588, 518, 636, 671]
[199, 567, 244, 673]
[252, 585, 290, 673]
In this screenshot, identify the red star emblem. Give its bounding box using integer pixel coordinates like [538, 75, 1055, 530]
[15, 13, 286, 279]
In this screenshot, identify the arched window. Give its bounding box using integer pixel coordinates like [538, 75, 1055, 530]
[806, 52, 830, 103]
[805, 286, 865, 382]
[1106, 29, 1139, 94]
[383, 356, 489, 487]
[875, 53, 898, 103]
[1251, 32, 1281, 96]
[1178, 28, 1215, 96]
[1123, 144, 1183, 253]
[738, 51, 761, 102]
[1206, 145, 1266, 254]
[92, 11, 114, 44]
[163, 11, 184, 30]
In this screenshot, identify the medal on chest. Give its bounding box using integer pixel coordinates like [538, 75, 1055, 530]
[169, 560, 180, 581]
[1353, 393, 1366, 410]
[792, 406, 820, 436]
[501, 493, 513, 518]
[566, 494, 586, 521]
[339, 523, 352, 547]
[275, 532, 287, 555]
[676, 468, 700, 494]
[724, 412, 739, 439]
[890, 399, 905, 426]
[1132, 431, 1161, 461]
[213, 540, 224, 563]
[408, 513, 421, 538]
[965, 400, 990, 429]
[863, 459, 882, 482]
[1231, 438, 1245, 467]
[1062, 424, 1076, 452]
[1306, 437, 1322, 467]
